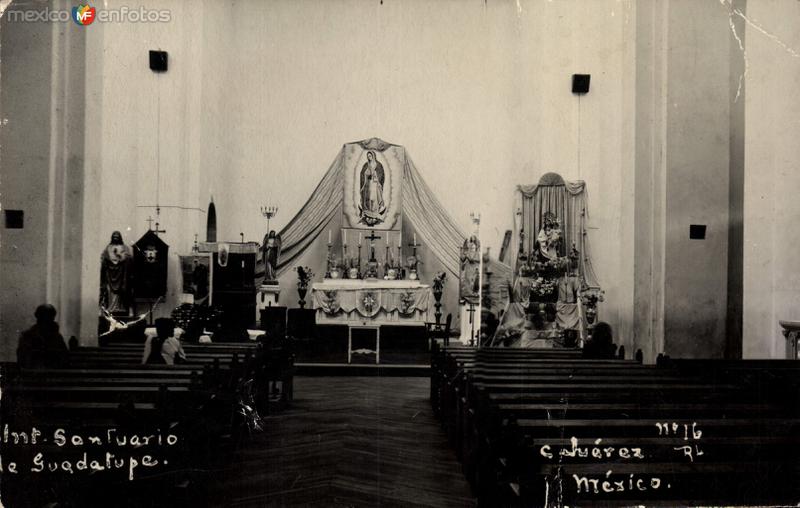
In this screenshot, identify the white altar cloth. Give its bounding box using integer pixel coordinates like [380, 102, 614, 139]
[311, 279, 431, 325]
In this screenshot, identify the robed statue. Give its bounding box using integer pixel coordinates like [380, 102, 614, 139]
[536, 212, 562, 262]
[100, 231, 133, 314]
[359, 151, 385, 225]
[459, 236, 481, 302]
[261, 230, 282, 284]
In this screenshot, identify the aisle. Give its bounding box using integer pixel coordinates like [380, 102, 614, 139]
[207, 377, 477, 507]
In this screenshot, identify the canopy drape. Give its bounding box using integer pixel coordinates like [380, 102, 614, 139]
[512, 174, 599, 288]
[257, 140, 508, 285]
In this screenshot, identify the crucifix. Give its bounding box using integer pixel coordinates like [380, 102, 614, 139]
[365, 230, 381, 261]
[146, 216, 166, 235]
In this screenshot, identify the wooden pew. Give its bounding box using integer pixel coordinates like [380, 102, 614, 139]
[432, 347, 800, 506]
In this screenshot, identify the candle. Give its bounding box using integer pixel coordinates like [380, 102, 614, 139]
[328, 230, 331, 244]
[414, 233, 417, 245]
[358, 232, 362, 246]
[398, 233, 401, 248]
[386, 232, 389, 246]
[343, 230, 347, 244]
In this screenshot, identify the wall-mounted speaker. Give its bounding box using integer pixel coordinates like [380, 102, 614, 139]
[149, 50, 168, 72]
[572, 74, 590, 94]
[689, 224, 707, 240]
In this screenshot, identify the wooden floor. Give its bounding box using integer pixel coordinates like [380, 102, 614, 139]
[206, 377, 477, 507]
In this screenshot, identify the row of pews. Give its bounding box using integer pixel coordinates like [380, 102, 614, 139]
[431, 345, 800, 507]
[1, 338, 294, 507]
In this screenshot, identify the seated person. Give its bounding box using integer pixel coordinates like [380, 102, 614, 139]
[141, 318, 187, 365]
[17, 304, 68, 368]
[582, 321, 617, 359]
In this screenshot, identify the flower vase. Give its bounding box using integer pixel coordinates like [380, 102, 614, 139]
[433, 287, 444, 325]
[298, 286, 308, 309]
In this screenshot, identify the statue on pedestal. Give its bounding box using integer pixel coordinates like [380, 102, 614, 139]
[100, 231, 133, 314]
[260, 230, 282, 284]
[459, 236, 481, 303]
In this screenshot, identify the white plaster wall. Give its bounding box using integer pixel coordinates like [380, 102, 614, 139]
[743, 0, 800, 358]
[662, 0, 731, 359]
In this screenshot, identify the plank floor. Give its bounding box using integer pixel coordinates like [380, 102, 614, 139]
[206, 377, 476, 507]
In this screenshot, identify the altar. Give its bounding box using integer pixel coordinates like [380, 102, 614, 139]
[311, 279, 431, 326]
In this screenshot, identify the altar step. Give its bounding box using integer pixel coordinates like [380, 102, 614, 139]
[295, 362, 430, 377]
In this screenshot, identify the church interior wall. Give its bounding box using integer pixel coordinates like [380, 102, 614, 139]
[742, 0, 800, 358]
[661, 0, 732, 359]
[0, 4, 56, 360]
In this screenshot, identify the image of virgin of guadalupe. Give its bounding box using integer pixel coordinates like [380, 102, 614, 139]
[358, 151, 386, 226]
[100, 231, 133, 314]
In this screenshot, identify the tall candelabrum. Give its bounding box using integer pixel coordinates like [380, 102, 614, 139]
[260, 205, 278, 232]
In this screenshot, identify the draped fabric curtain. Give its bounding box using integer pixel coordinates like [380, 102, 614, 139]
[273, 151, 345, 276]
[402, 156, 466, 278]
[512, 178, 599, 287]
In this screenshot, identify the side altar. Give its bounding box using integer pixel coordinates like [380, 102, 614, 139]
[311, 279, 431, 326]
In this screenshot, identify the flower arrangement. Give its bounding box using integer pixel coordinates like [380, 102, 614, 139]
[530, 277, 556, 298]
[432, 271, 447, 293]
[580, 286, 605, 307]
[295, 266, 314, 290]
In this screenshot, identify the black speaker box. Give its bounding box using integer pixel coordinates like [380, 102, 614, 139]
[572, 74, 590, 94]
[149, 50, 168, 72]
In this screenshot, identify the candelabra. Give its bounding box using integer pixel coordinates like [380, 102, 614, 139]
[357, 243, 363, 278]
[260, 205, 278, 232]
[325, 241, 332, 279]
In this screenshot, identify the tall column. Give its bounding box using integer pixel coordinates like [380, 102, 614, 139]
[633, 0, 737, 362]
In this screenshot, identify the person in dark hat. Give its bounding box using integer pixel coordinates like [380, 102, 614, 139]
[17, 304, 68, 368]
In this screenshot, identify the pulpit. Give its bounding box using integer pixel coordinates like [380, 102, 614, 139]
[779, 321, 800, 359]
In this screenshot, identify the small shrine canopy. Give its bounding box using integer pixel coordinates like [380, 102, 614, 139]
[512, 171, 600, 288]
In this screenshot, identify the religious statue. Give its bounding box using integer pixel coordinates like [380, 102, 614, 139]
[359, 151, 386, 225]
[100, 231, 133, 314]
[261, 230, 282, 284]
[459, 236, 481, 302]
[536, 212, 562, 261]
